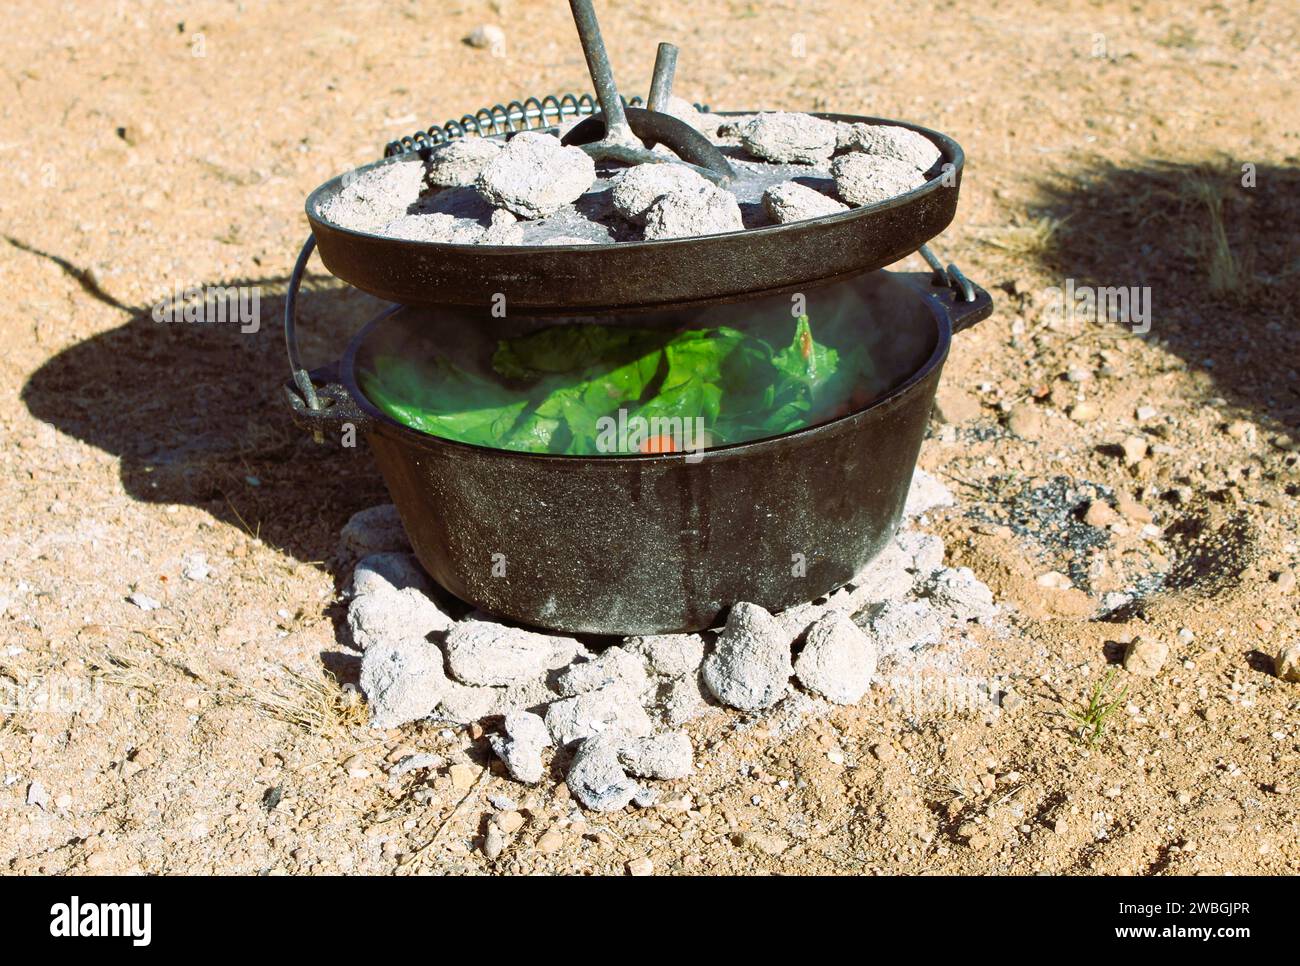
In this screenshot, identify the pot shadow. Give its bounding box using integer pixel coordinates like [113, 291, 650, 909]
[15, 236, 395, 569]
[1022, 158, 1300, 431]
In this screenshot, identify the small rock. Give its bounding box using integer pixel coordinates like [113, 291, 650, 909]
[444, 619, 570, 686]
[870, 742, 895, 762]
[925, 567, 996, 623]
[1083, 500, 1119, 527]
[496, 810, 525, 834]
[127, 592, 160, 612]
[555, 647, 650, 697]
[488, 710, 552, 785]
[623, 633, 706, 678]
[425, 137, 503, 187]
[567, 733, 639, 812]
[618, 731, 693, 779]
[1120, 435, 1148, 466]
[701, 602, 793, 711]
[1115, 496, 1154, 523]
[544, 685, 654, 746]
[633, 787, 660, 808]
[359, 636, 448, 729]
[482, 822, 506, 859]
[1273, 644, 1300, 683]
[626, 855, 655, 876]
[349, 552, 432, 598]
[1122, 636, 1169, 677]
[793, 611, 877, 704]
[26, 780, 48, 809]
[180, 553, 210, 581]
[449, 762, 480, 790]
[347, 585, 454, 651]
[761, 180, 849, 224]
[741, 112, 838, 164]
[324, 163, 428, 232]
[831, 152, 926, 206]
[387, 752, 444, 777]
[476, 131, 595, 219]
[1005, 403, 1044, 439]
[464, 24, 505, 54]
[1036, 570, 1072, 589]
[1069, 401, 1100, 423]
[611, 163, 713, 224]
[904, 467, 955, 518]
[642, 184, 744, 240]
[339, 504, 410, 558]
[535, 828, 564, 853]
[836, 122, 942, 173]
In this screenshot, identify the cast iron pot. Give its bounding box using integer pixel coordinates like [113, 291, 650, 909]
[287, 268, 992, 635]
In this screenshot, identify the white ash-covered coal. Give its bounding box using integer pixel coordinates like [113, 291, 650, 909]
[339, 468, 998, 812]
[319, 109, 942, 246]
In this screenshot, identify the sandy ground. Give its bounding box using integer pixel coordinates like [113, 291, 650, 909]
[0, 0, 1297, 875]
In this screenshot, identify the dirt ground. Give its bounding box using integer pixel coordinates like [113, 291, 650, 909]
[1, 0, 1297, 875]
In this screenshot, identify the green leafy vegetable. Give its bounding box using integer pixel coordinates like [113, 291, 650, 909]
[359, 315, 871, 456]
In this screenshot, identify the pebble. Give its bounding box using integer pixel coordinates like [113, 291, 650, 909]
[359, 635, 448, 729]
[701, 602, 793, 711]
[1122, 637, 1169, 677]
[611, 163, 713, 224]
[347, 585, 454, 651]
[464, 24, 505, 54]
[1070, 401, 1100, 423]
[835, 122, 943, 173]
[1083, 500, 1119, 527]
[642, 183, 744, 240]
[387, 752, 444, 777]
[449, 762, 479, 790]
[793, 611, 878, 704]
[476, 131, 596, 219]
[444, 619, 570, 686]
[831, 152, 926, 206]
[1275, 644, 1300, 683]
[761, 180, 849, 224]
[482, 822, 506, 859]
[180, 553, 210, 581]
[627, 856, 655, 876]
[339, 505, 411, 558]
[496, 810, 525, 834]
[544, 685, 654, 747]
[535, 828, 564, 853]
[566, 733, 640, 812]
[488, 710, 552, 785]
[1120, 435, 1149, 466]
[1005, 403, 1044, 439]
[737, 830, 790, 856]
[26, 780, 48, 809]
[127, 591, 160, 611]
[741, 112, 838, 164]
[618, 731, 693, 779]
[425, 137, 503, 187]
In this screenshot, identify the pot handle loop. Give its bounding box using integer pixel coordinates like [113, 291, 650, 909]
[285, 235, 320, 414]
[282, 235, 379, 441]
[917, 243, 990, 333]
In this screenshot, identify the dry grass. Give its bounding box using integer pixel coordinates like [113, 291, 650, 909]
[976, 215, 1066, 258]
[1181, 175, 1252, 297]
[245, 665, 368, 736]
